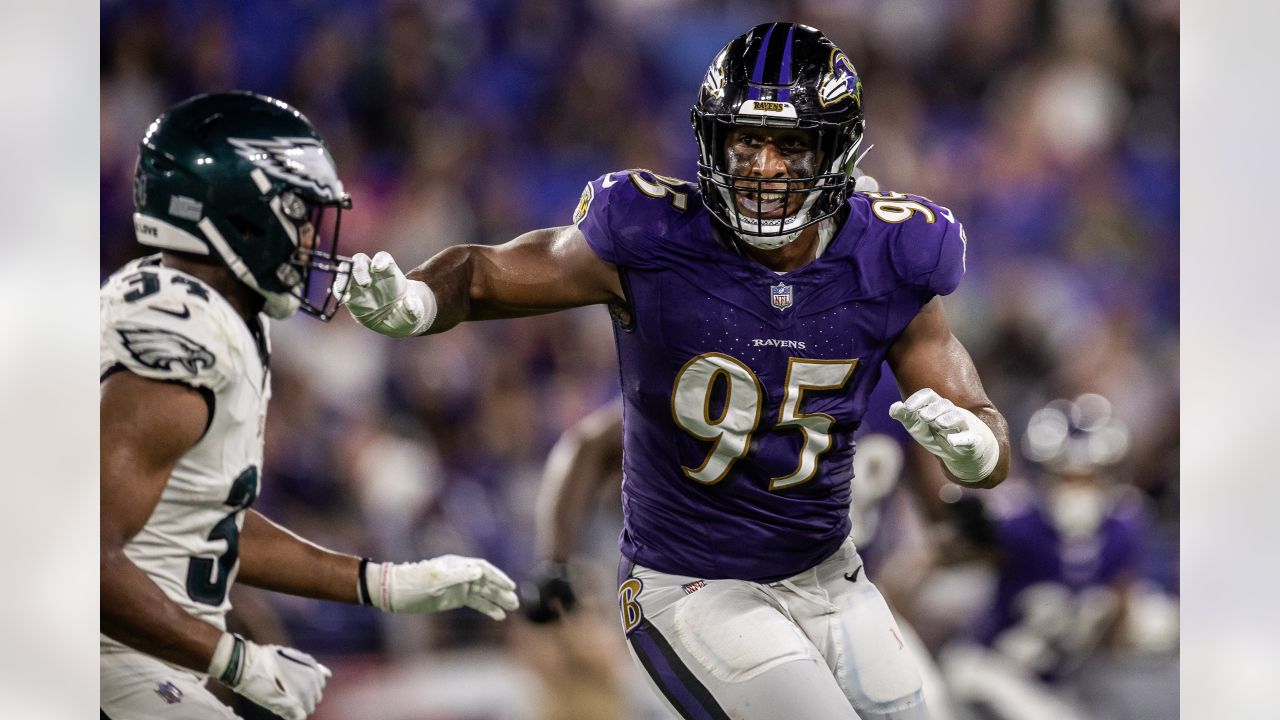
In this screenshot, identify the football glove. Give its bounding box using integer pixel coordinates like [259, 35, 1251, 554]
[210, 634, 330, 720]
[520, 561, 578, 624]
[363, 555, 520, 620]
[334, 251, 437, 337]
[890, 388, 1000, 483]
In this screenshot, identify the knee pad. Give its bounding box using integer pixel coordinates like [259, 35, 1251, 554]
[834, 585, 925, 712]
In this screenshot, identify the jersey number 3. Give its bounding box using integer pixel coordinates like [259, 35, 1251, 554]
[187, 466, 259, 606]
[672, 353, 857, 490]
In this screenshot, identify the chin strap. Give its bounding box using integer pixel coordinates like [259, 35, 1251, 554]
[813, 217, 839, 259]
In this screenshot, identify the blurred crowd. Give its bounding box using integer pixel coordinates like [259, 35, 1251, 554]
[100, 0, 1178, 718]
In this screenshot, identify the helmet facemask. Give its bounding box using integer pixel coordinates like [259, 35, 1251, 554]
[695, 114, 861, 250]
[287, 196, 351, 321]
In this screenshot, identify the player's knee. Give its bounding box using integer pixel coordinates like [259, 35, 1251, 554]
[843, 647, 925, 715]
[834, 589, 926, 712]
[672, 585, 815, 683]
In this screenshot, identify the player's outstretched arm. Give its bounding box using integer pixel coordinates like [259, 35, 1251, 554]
[338, 225, 623, 337]
[524, 399, 625, 623]
[237, 511, 520, 620]
[886, 297, 1010, 489]
[102, 372, 331, 720]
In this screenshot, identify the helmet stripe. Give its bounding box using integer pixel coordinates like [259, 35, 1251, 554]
[777, 24, 797, 101]
[746, 23, 776, 100]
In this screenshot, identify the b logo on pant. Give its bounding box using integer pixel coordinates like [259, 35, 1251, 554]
[618, 577, 644, 634]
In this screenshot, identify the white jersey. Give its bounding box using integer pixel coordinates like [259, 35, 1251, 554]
[100, 255, 271, 657]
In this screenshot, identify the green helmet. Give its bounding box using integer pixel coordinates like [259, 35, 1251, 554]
[133, 91, 352, 320]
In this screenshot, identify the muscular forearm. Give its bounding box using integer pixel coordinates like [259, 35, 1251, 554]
[236, 511, 361, 603]
[407, 245, 475, 333]
[101, 548, 223, 673]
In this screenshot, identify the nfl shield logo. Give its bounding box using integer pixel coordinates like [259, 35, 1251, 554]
[154, 681, 183, 705]
[770, 282, 793, 312]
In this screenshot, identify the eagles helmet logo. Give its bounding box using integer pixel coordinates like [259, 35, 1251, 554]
[227, 136, 346, 203]
[117, 327, 217, 376]
[818, 49, 862, 108]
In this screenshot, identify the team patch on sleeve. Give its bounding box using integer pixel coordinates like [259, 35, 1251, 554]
[572, 182, 595, 226]
[117, 326, 217, 377]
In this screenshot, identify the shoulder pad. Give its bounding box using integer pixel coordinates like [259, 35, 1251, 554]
[574, 169, 697, 267]
[863, 192, 967, 296]
[100, 263, 240, 391]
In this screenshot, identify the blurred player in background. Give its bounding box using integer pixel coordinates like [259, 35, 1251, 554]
[940, 394, 1179, 719]
[101, 92, 519, 720]
[341, 23, 1010, 719]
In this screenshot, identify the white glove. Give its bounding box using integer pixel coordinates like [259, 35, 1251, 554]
[334, 251, 437, 337]
[210, 634, 331, 720]
[365, 555, 520, 620]
[889, 388, 999, 483]
[853, 172, 880, 192]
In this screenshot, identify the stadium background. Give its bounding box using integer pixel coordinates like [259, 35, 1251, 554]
[99, 1, 1179, 718]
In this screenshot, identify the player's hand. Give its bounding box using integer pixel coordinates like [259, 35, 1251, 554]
[334, 251, 437, 337]
[520, 561, 578, 624]
[890, 388, 999, 484]
[212, 635, 330, 720]
[367, 555, 520, 620]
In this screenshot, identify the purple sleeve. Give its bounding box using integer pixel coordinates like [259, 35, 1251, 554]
[889, 195, 968, 296]
[572, 169, 692, 269]
[573, 173, 622, 264]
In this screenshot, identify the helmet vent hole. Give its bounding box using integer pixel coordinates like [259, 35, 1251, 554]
[146, 155, 177, 176]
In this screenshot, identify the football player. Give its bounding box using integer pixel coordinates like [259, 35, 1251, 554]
[942, 394, 1176, 719]
[101, 92, 519, 720]
[522, 368, 958, 720]
[341, 24, 1009, 720]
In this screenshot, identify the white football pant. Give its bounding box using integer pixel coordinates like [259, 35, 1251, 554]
[619, 536, 931, 720]
[101, 647, 241, 719]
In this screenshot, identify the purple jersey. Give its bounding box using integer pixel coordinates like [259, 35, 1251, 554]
[976, 488, 1149, 649]
[576, 169, 967, 582]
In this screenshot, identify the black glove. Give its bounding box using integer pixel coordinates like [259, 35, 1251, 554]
[946, 494, 998, 550]
[520, 561, 577, 624]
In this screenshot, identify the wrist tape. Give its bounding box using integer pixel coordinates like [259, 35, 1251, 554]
[360, 560, 393, 611]
[209, 633, 246, 686]
[357, 558, 374, 606]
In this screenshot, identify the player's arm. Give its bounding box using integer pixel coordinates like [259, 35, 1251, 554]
[237, 510, 520, 620]
[101, 370, 225, 671]
[535, 399, 625, 563]
[338, 225, 624, 338]
[102, 371, 335, 720]
[236, 511, 361, 602]
[524, 400, 624, 623]
[886, 297, 1010, 489]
